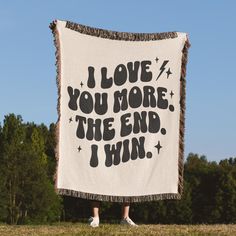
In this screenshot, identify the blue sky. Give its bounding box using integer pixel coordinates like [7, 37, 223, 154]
[0, 1, 235, 162]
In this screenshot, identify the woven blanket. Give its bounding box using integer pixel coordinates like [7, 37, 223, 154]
[49, 20, 190, 202]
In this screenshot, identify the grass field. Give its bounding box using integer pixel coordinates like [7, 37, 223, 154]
[0, 222, 236, 236]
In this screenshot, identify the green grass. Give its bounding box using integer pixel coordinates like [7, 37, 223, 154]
[0, 222, 236, 236]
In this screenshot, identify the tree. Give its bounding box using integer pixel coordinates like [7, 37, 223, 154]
[217, 159, 236, 223]
[0, 122, 8, 221]
[0, 114, 62, 224]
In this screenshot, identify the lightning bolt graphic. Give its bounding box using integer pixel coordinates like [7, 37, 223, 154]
[156, 60, 169, 80]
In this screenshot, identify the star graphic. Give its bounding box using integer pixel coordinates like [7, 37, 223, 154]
[155, 57, 159, 63]
[78, 146, 82, 152]
[80, 81, 84, 87]
[170, 91, 174, 98]
[166, 68, 172, 78]
[155, 141, 162, 154]
[69, 117, 73, 123]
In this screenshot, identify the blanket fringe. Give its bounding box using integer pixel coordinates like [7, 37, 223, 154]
[65, 21, 178, 41]
[49, 19, 190, 202]
[49, 20, 61, 194]
[56, 188, 181, 203]
[178, 36, 191, 195]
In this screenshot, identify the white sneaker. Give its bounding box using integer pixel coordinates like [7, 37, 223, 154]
[120, 216, 138, 227]
[88, 216, 99, 227]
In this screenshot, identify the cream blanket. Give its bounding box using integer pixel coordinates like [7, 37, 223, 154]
[50, 20, 190, 202]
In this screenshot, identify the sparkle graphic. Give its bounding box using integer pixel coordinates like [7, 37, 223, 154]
[155, 141, 162, 154]
[166, 68, 172, 78]
[80, 81, 84, 87]
[78, 146, 82, 152]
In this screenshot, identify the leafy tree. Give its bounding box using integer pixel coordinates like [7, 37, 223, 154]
[164, 180, 193, 224]
[0, 114, 62, 224]
[0, 122, 9, 221]
[44, 123, 57, 183]
[217, 159, 236, 223]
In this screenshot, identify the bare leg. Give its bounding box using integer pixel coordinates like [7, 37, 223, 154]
[121, 202, 130, 219]
[120, 202, 137, 226]
[89, 200, 100, 227]
[91, 200, 100, 218]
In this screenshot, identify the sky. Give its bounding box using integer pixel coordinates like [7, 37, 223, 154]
[0, 1, 235, 162]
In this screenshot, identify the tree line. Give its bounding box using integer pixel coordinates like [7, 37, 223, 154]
[0, 113, 235, 224]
